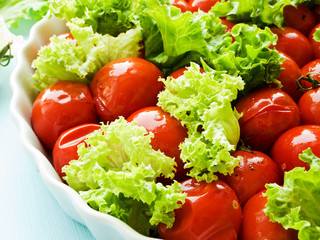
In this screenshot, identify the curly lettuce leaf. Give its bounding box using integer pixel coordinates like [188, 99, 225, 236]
[213, 23, 283, 96]
[265, 148, 320, 240]
[157, 62, 244, 183]
[32, 18, 142, 91]
[0, 0, 49, 28]
[62, 117, 186, 235]
[211, 0, 319, 28]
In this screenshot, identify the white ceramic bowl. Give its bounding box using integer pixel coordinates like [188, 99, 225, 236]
[10, 16, 158, 240]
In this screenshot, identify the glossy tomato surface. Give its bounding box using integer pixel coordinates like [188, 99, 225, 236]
[170, 0, 191, 12]
[169, 66, 204, 79]
[271, 26, 313, 68]
[31, 81, 98, 151]
[53, 123, 101, 180]
[283, 4, 316, 36]
[90, 57, 164, 123]
[308, 23, 320, 59]
[270, 125, 320, 176]
[189, 0, 220, 12]
[300, 58, 320, 89]
[298, 87, 320, 125]
[239, 190, 298, 240]
[235, 87, 301, 153]
[158, 178, 242, 240]
[276, 51, 302, 102]
[219, 150, 281, 206]
[127, 106, 189, 183]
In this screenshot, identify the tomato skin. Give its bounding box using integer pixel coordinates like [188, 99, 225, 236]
[308, 24, 320, 60]
[47, 33, 77, 47]
[158, 178, 242, 240]
[219, 150, 281, 206]
[283, 4, 316, 36]
[235, 88, 301, 153]
[31, 81, 98, 151]
[220, 18, 236, 32]
[169, 66, 204, 79]
[270, 26, 313, 68]
[300, 58, 320, 89]
[189, 0, 220, 12]
[170, 0, 191, 12]
[52, 123, 101, 180]
[276, 51, 302, 102]
[270, 125, 320, 176]
[90, 57, 164, 123]
[239, 190, 298, 240]
[298, 87, 320, 125]
[312, 4, 320, 23]
[127, 106, 189, 183]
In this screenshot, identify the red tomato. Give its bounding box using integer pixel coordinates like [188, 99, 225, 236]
[235, 87, 301, 153]
[219, 150, 281, 206]
[270, 26, 313, 68]
[31, 81, 98, 151]
[300, 58, 320, 89]
[169, 66, 204, 79]
[47, 33, 77, 47]
[270, 125, 320, 176]
[189, 0, 220, 12]
[220, 18, 236, 33]
[239, 190, 298, 240]
[170, 0, 191, 12]
[276, 51, 302, 102]
[283, 4, 316, 36]
[52, 123, 101, 180]
[308, 24, 320, 59]
[298, 87, 320, 125]
[158, 178, 242, 240]
[312, 4, 320, 23]
[90, 57, 164, 123]
[127, 106, 189, 183]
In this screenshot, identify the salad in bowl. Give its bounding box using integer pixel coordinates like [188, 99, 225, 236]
[10, 0, 320, 239]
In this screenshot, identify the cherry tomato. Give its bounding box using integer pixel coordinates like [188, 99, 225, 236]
[300, 58, 320, 89]
[239, 190, 298, 240]
[308, 24, 320, 59]
[220, 18, 236, 33]
[32, 81, 98, 151]
[158, 178, 242, 240]
[270, 26, 313, 68]
[170, 0, 191, 12]
[311, 4, 320, 23]
[270, 125, 320, 177]
[169, 66, 204, 79]
[90, 57, 164, 123]
[219, 150, 281, 206]
[283, 4, 316, 36]
[189, 0, 220, 13]
[127, 106, 189, 183]
[298, 87, 320, 125]
[276, 51, 302, 102]
[52, 123, 101, 180]
[235, 87, 301, 153]
[47, 33, 77, 47]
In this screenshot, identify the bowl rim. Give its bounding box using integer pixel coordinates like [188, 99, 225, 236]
[9, 16, 160, 240]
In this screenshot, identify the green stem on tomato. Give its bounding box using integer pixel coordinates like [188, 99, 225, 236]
[297, 73, 320, 92]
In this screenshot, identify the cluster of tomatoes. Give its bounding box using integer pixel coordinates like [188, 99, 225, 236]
[30, 1, 320, 240]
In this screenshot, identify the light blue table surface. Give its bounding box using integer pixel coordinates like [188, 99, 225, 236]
[0, 19, 96, 240]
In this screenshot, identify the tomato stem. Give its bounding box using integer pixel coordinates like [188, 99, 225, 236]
[296, 73, 320, 92]
[0, 42, 13, 67]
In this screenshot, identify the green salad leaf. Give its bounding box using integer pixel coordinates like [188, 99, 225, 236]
[211, 0, 319, 28]
[0, 0, 49, 28]
[265, 148, 320, 240]
[63, 117, 186, 236]
[32, 18, 142, 91]
[157, 62, 244, 183]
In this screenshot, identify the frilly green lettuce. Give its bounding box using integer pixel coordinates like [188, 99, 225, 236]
[32, 18, 142, 91]
[62, 117, 186, 235]
[157, 62, 244, 183]
[265, 148, 320, 240]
